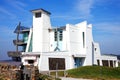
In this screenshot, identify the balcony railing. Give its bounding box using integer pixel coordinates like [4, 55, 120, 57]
[13, 40, 27, 46]
[7, 51, 21, 57]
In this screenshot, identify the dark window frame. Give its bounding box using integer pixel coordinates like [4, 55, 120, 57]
[35, 12, 41, 18]
[28, 60, 34, 64]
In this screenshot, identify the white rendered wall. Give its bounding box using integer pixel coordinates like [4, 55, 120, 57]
[32, 11, 51, 52]
[93, 43, 101, 65]
[66, 24, 85, 54]
[32, 13, 43, 52]
[69, 25, 81, 53]
[21, 52, 39, 66]
[62, 30, 67, 51]
[75, 21, 87, 54]
[49, 31, 54, 51]
[84, 24, 94, 66]
[42, 13, 51, 52]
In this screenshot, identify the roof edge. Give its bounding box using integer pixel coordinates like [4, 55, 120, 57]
[30, 8, 51, 15]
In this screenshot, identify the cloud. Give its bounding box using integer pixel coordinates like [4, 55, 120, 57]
[0, 7, 16, 19]
[52, 15, 85, 20]
[54, 0, 95, 20]
[5, 0, 27, 12]
[75, 0, 94, 18]
[93, 22, 120, 35]
[0, 0, 28, 19]
[51, 0, 95, 20]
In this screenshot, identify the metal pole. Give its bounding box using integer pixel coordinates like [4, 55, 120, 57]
[16, 22, 21, 52]
[55, 63, 58, 78]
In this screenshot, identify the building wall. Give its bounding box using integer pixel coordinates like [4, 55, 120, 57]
[38, 52, 74, 71]
[83, 24, 93, 66]
[67, 24, 82, 53]
[21, 9, 118, 72]
[32, 11, 51, 52]
[42, 13, 51, 52]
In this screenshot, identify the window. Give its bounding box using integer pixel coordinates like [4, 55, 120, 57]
[49, 58, 65, 70]
[95, 48, 97, 51]
[59, 30, 63, 41]
[54, 30, 63, 41]
[97, 60, 100, 66]
[28, 60, 34, 64]
[54, 31, 57, 41]
[35, 12, 41, 18]
[82, 32, 85, 48]
[110, 60, 113, 67]
[102, 60, 109, 67]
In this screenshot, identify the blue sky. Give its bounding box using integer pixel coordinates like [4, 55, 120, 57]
[0, 0, 120, 60]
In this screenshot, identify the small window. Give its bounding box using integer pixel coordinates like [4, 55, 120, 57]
[82, 32, 85, 48]
[35, 12, 41, 18]
[28, 60, 34, 64]
[95, 48, 97, 51]
[97, 60, 100, 66]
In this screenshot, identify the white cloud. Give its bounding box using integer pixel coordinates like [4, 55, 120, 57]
[94, 22, 120, 35]
[0, 7, 16, 19]
[52, 0, 95, 20]
[52, 15, 84, 20]
[75, 0, 94, 18]
[6, 0, 27, 12]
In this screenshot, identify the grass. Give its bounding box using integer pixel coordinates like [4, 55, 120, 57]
[67, 66, 120, 80]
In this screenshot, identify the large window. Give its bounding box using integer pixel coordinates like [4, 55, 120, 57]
[49, 58, 65, 70]
[102, 60, 109, 67]
[59, 30, 63, 41]
[54, 30, 63, 41]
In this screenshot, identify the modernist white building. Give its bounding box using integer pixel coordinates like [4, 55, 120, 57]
[11, 9, 118, 71]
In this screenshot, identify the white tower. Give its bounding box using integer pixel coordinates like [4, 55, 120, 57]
[32, 9, 51, 52]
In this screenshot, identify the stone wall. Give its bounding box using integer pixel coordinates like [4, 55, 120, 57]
[0, 64, 39, 80]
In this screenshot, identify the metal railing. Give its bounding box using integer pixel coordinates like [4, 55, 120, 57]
[7, 51, 21, 57]
[13, 40, 26, 45]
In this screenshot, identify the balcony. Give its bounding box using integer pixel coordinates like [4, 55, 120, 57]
[13, 40, 27, 46]
[7, 51, 21, 57]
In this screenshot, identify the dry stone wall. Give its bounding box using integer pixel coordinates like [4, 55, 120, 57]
[0, 64, 39, 80]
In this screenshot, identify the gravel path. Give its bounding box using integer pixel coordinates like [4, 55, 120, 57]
[60, 77, 92, 80]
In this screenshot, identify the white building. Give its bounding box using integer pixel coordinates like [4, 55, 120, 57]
[14, 8, 118, 71]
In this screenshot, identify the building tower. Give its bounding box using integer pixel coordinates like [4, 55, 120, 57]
[31, 9, 51, 52]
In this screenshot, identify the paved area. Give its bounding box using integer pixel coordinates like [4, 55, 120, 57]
[60, 77, 92, 80]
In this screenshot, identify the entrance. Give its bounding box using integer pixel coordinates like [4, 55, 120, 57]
[74, 58, 84, 68]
